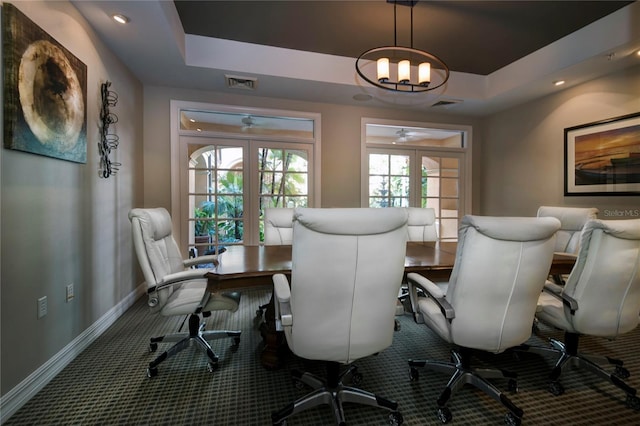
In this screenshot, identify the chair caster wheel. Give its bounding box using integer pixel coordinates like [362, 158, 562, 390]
[394, 319, 401, 331]
[149, 343, 158, 352]
[233, 336, 241, 346]
[507, 379, 518, 393]
[207, 362, 218, 373]
[147, 367, 158, 378]
[549, 381, 564, 396]
[389, 411, 403, 425]
[614, 365, 631, 379]
[293, 378, 306, 390]
[409, 367, 419, 381]
[436, 406, 452, 423]
[351, 372, 363, 386]
[504, 412, 522, 426]
[626, 394, 640, 411]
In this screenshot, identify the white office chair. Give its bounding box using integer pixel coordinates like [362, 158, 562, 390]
[518, 218, 640, 410]
[536, 206, 598, 284]
[406, 207, 438, 242]
[271, 207, 408, 425]
[398, 207, 438, 316]
[257, 208, 295, 317]
[407, 215, 560, 425]
[537, 206, 599, 254]
[264, 207, 294, 245]
[129, 208, 241, 377]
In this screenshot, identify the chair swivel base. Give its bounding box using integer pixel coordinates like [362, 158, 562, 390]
[271, 362, 403, 426]
[409, 349, 522, 425]
[516, 332, 640, 410]
[147, 313, 241, 377]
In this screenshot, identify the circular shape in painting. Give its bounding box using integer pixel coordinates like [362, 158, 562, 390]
[18, 39, 84, 151]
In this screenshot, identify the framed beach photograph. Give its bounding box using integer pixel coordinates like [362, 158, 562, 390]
[3, 3, 87, 163]
[564, 112, 640, 196]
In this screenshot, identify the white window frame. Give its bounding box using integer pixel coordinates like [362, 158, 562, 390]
[171, 101, 321, 252]
[360, 117, 472, 220]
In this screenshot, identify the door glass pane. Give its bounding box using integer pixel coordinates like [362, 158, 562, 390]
[189, 145, 244, 255]
[441, 157, 459, 177]
[180, 109, 315, 140]
[258, 147, 309, 242]
[441, 178, 459, 198]
[440, 218, 459, 240]
[368, 153, 409, 207]
[369, 154, 389, 174]
[421, 154, 460, 241]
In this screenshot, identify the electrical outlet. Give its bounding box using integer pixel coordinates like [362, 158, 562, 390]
[66, 283, 74, 302]
[37, 296, 47, 319]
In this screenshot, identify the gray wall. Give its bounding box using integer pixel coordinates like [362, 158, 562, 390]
[481, 65, 640, 217]
[1, 1, 144, 395]
[2, 0, 638, 412]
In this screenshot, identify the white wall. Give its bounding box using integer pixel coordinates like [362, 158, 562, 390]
[481, 65, 640, 217]
[1, 0, 143, 401]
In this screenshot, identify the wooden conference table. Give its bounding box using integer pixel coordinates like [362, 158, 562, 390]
[206, 242, 575, 369]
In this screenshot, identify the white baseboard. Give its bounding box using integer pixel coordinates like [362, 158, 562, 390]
[0, 283, 146, 424]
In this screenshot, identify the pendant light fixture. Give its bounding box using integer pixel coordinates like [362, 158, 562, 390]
[356, 0, 449, 93]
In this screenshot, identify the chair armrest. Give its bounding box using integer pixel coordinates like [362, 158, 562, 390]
[149, 269, 208, 293]
[407, 273, 455, 320]
[542, 281, 578, 313]
[184, 254, 218, 268]
[273, 274, 292, 329]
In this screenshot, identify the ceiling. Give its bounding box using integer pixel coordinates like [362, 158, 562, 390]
[72, 1, 640, 116]
[174, 1, 631, 76]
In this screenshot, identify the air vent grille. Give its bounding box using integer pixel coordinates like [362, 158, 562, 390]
[225, 75, 258, 90]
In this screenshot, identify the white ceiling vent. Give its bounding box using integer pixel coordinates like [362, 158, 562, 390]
[431, 99, 463, 108]
[225, 75, 258, 90]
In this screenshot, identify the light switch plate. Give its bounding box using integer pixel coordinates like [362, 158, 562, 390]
[37, 296, 47, 319]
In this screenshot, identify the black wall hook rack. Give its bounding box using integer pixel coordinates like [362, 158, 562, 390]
[99, 81, 121, 178]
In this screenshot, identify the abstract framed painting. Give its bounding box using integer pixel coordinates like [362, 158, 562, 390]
[3, 3, 87, 163]
[564, 112, 640, 196]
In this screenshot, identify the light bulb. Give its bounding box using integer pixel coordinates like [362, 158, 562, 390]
[418, 62, 431, 86]
[398, 60, 410, 84]
[377, 58, 390, 83]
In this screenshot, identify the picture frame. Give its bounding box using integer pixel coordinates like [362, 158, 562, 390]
[564, 112, 640, 196]
[3, 3, 87, 163]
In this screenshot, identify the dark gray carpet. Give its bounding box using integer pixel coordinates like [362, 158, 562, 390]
[6, 288, 640, 425]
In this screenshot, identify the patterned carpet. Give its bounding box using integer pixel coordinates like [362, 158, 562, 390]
[5, 288, 640, 425]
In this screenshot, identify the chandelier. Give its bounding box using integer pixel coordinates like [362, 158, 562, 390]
[356, 0, 449, 93]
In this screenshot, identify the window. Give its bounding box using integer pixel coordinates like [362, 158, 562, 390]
[172, 102, 320, 254]
[362, 119, 471, 241]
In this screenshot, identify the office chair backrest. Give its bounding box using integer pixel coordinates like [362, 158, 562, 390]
[537, 206, 598, 253]
[264, 208, 294, 245]
[406, 207, 438, 242]
[447, 215, 560, 353]
[129, 208, 183, 311]
[288, 207, 408, 363]
[562, 218, 640, 337]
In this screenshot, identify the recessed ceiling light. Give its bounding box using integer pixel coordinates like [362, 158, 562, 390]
[189, 118, 195, 123]
[554, 80, 565, 86]
[636, 50, 640, 56]
[112, 14, 130, 24]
